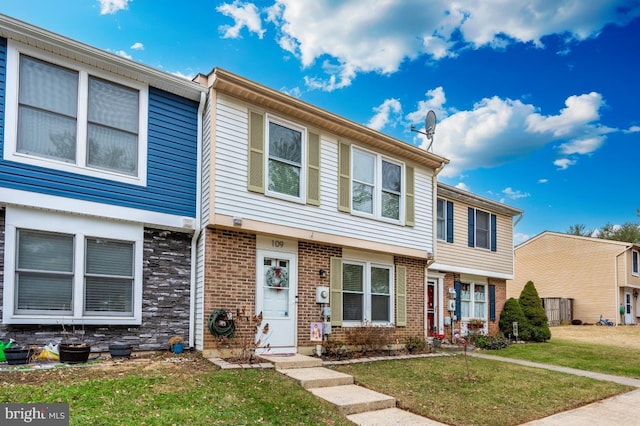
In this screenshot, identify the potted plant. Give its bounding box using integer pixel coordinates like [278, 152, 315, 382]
[59, 323, 91, 364]
[430, 332, 445, 348]
[168, 336, 184, 354]
[467, 318, 485, 332]
[3, 345, 33, 365]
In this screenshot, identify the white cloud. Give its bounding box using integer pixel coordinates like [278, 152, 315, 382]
[171, 71, 195, 81]
[406, 87, 447, 127]
[503, 187, 530, 200]
[367, 99, 402, 131]
[624, 125, 640, 134]
[538, 178, 549, 184]
[242, 0, 640, 90]
[455, 182, 470, 191]
[554, 158, 576, 170]
[408, 88, 612, 176]
[217, 1, 265, 39]
[98, 0, 130, 15]
[130, 42, 144, 50]
[114, 50, 132, 60]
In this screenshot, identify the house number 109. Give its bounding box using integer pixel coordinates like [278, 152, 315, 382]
[272, 240, 284, 248]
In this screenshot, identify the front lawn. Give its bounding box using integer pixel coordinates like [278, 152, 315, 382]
[486, 338, 640, 379]
[334, 355, 630, 426]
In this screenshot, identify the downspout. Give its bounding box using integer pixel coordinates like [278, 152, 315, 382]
[614, 245, 632, 325]
[189, 90, 206, 349]
[430, 161, 447, 263]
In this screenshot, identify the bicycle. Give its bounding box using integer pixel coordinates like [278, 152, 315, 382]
[596, 314, 614, 326]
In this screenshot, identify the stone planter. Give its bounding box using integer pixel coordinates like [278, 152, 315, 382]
[59, 343, 91, 364]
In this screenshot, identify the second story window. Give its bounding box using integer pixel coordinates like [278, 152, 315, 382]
[437, 198, 454, 242]
[633, 250, 639, 276]
[468, 207, 497, 251]
[267, 119, 304, 199]
[352, 146, 403, 222]
[5, 44, 148, 185]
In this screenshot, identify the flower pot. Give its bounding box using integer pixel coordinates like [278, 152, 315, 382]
[59, 343, 91, 364]
[4, 347, 32, 365]
[109, 343, 133, 358]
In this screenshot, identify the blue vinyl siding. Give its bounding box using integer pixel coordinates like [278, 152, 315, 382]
[0, 37, 199, 218]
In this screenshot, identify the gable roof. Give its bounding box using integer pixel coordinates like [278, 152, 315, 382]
[516, 230, 639, 251]
[203, 68, 450, 171]
[0, 14, 206, 101]
[437, 182, 523, 217]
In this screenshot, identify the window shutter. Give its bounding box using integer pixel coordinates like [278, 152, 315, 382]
[338, 141, 351, 212]
[330, 257, 343, 326]
[396, 265, 407, 326]
[489, 284, 496, 321]
[490, 214, 497, 252]
[468, 207, 475, 247]
[405, 166, 415, 227]
[247, 111, 265, 193]
[454, 280, 461, 320]
[306, 131, 321, 206]
[446, 200, 454, 243]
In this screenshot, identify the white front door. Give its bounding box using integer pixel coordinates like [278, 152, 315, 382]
[625, 290, 634, 325]
[256, 250, 297, 353]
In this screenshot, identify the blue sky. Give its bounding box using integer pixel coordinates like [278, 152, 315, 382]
[2, 0, 640, 245]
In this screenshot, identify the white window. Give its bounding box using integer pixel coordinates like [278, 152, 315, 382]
[343, 261, 393, 324]
[352, 146, 403, 222]
[265, 114, 306, 202]
[633, 250, 639, 276]
[3, 207, 143, 325]
[460, 283, 486, 319]
[475, 210, 490, 249]
[4, 42, 148, 185]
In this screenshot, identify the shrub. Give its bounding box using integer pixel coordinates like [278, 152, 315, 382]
[472, 334, 510, 350]
[499, 297, 530, 340]
[405, 336, 426, 353]
[519, 281, 551, 342]
[344, 322, 395, 354]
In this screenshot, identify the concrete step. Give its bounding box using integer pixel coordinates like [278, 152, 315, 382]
[281, 367, 354, 389]
[347, 407, 447, 425]
[309, 384, 396, 415]
[257, 353, 323, 369]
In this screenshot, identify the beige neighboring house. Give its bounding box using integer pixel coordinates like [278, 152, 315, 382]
[508, 232, 640, 325]
[429, 183, 523, 337]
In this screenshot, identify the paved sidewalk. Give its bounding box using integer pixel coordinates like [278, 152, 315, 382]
[469, 352, 640, 425]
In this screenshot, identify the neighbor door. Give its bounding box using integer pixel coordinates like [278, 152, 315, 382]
[625, 290, 634, 325]
[256, 250, 297, 353]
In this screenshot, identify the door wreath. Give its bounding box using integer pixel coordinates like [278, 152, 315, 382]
[265, 266, 288, 290]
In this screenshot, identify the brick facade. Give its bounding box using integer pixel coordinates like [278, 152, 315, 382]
[442, 272, 507, 337]
[0, 223, 191, 352]
[202, 227, 431, 353]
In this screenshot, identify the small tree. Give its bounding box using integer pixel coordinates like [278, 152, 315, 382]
[519, 281, 551, 342]
[499, 297, 530, 341]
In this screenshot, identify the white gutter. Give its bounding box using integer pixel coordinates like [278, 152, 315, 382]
[189, 91, 206, 349]
[614, 245, 632, 325]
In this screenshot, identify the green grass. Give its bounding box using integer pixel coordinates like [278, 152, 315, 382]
[334, 355, 631, 426]
[0, 368, 352, 426]
[486, 338, 640, 379]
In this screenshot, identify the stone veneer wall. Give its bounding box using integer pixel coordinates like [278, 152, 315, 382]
[0, 222, 191, 352]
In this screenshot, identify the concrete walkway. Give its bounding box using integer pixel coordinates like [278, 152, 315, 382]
[259, 353, 446, 425]
[244, 352, 640, 426]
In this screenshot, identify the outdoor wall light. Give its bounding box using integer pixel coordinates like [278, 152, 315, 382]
[319, 269, 327, 278]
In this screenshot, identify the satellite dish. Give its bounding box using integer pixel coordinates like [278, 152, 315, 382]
[410, 109, 437, 151]
[425, 110, 436, 151]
